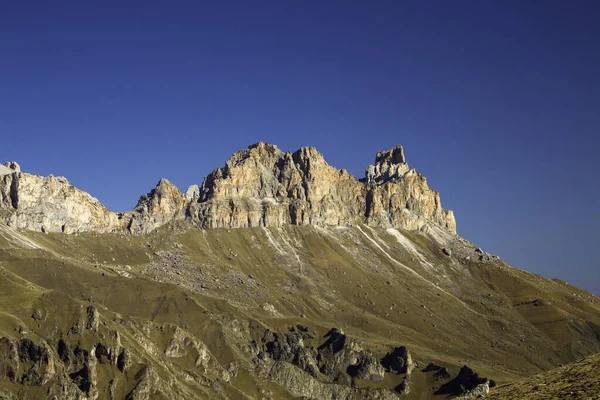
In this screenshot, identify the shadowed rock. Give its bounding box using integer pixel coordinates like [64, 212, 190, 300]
[435, 365, 490, 396]
[381, 346, 412, 374]
[317, 328, 346, 357]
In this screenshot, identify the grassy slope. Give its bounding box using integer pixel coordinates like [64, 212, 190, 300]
[487, 352, 600, 399]
[0, 223, 598, 399]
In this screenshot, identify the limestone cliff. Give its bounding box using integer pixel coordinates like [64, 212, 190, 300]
[0, 162, 121, 233]
[188, 143, 366, 228]
[125, 178, 187, 234]
[364, 146, 456, 231]
[189, 142, 455, 232]
[0, 143, 456, 234]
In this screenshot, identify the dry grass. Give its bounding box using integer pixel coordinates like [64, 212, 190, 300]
[0, 224, 598, 398]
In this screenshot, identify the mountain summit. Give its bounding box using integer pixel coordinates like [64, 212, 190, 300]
[0, 145, 598, 399]
[0, 143, 455, 234]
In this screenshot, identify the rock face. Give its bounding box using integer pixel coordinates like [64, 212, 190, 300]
[125, 179, 186, 235]
[254, 326, 397, 398]
[365, 145, 409, 185]
[183, 184, 200, 201]
[0, 143, 456, 234]
[189, 143, 367, 228]
[0, 337, 56, 387]
[188, 142, 456, 232]
[0, 163, 121, 234]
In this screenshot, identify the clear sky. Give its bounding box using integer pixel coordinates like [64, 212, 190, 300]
[1, 1, 598, 295]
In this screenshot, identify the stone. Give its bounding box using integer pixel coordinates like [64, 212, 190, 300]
[258, 326, 388, 392]
[435, 366, 491, 397]
[365, 145, 409, 185]
[346, 352, 385, 381]
[184, 184, 200, 201]
[5, 162, 20, 172]
[381, 346, 413, 374]
[456, 380, 490, 399]
[189, 143, 456, 232]
[117, 348, 131, 373]
[0, 170, 121, 233]
[10, 338, 56, 386]
[0, 143, 456, 235]
[263, 328, 320, 377]
[395, 376, 410, 394]
[94, 343, 111, 364]
[0, 164, 16, 176]
[87, 306, 99, 332]
[125, 178, 186, 234]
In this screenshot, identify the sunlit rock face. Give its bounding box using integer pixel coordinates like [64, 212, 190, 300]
[0, 162, 121, 233]
[189, 143, 367, 228]
[0, 143, 456, 234]
[124, 178, 187, 235]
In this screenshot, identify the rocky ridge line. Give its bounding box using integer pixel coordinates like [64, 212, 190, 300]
[0, 143, 456, 234]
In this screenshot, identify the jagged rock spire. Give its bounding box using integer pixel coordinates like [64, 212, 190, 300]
[365, 145, 410, 185]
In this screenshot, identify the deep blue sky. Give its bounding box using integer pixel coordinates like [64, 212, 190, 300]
[1, 1, 599, 294]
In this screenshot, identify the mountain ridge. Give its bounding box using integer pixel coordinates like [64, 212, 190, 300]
[0, 142, 455, 235]
[0, 144, 599, 399]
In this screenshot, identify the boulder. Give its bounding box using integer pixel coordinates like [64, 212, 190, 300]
[381, 346, 413, 374]
[435, 365, 491, 397]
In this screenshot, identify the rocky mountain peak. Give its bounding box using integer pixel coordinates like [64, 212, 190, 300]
[134, 178, 183, 207]
[199, 143, 285, 202]
[376, 145, 406, 165]
[127, 178, 186, 234]
[366, 145, 410, 185]
[0, 164, 118, 233]
[291, 146, 329, 176]
[225, 142, 283, 171]
[248, 141, 281, 153]
[0, 144, 456, 234]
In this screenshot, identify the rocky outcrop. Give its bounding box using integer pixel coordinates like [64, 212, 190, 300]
[365, 169, 456, 231]
[0, 162, 19, 176]
[0, 337, 56, 387]
[188, 142, 455, 232]
[253, 326, 398, 399]
[0, 142, 456, 234]
[381, 346, 413, 375]
[187, 143, 365, 228]
[365, 146, 409, 185]
[125, 179, 186, 234]
[381, 346, 414, 394]
[435, 366, 491, 398]
[184, 184, 200, 201]
[0, 164, 121, 233]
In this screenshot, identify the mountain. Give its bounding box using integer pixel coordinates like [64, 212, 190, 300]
[0, 144, 598, 399]
[0, 142, 455, 235]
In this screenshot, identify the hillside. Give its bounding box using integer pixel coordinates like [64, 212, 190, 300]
[487, 352, 600, 399]
[0, 144, 598, 399]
